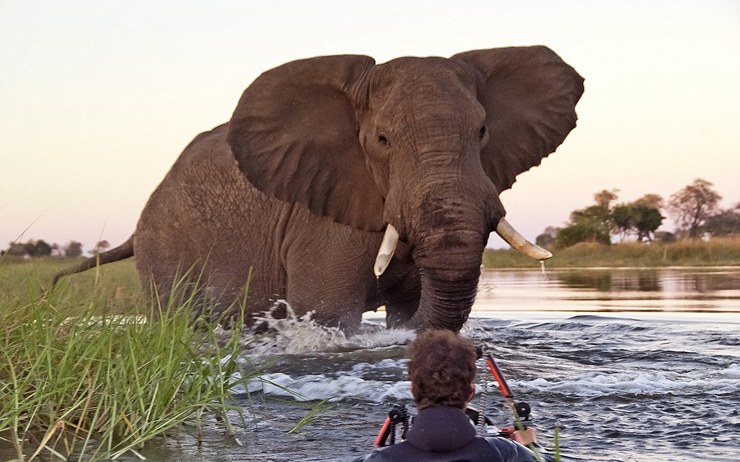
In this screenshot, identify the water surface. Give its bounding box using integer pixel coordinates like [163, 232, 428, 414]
[475, 267, 740, 314]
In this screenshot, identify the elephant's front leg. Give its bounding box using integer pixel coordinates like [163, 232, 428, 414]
[379, 261, 421, 329]
[282, 214, 379, 332]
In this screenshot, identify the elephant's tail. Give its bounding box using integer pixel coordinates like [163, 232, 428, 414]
[50, 235, 135, 289]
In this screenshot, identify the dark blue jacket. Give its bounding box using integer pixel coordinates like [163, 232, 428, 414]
[354, 406, 551, 462]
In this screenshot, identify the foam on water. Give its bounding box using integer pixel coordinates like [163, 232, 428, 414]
[219, 302, 418, 402]
[508, 366, 740, 398]
[237, 302, 416, 356]
[231, 361, 738, 404]
[239, 372, 413, 402]
[722, 362, 740, 378]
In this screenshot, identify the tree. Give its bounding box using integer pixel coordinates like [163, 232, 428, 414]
[556, 203, 613, 248]
[634, 193, 664, 210]
[655, 231, 676, 243]
[36, 240, 53, 256]
[6, 242, 28, 257]
[90, 240, 110, 256]
[553, 189, 668, 248]
[704, 202, 740, 236]
[64, 241, 84, 258]
[535, 226, 558, 248]
[611, 204, 635, 241]
[632, 205, 663, 242]
[3, 240, 53, 257]
[668, 179, 722, 239]
[594, 189, 619, 208]
[22, 241, 38, 256]
[554, 190, 621, 248]
[611, 201, 664, 242]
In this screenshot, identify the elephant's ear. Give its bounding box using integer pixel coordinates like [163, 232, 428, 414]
[452, 46, 584, 192]
[227, 55, 385, 231]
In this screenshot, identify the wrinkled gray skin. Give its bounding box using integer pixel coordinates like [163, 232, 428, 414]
[56, 47, 583, 332]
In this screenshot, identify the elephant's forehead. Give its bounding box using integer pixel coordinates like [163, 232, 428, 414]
[373, 57, 478, 97]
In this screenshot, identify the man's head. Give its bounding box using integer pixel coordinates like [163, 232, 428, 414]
[407, 329, 477, 410]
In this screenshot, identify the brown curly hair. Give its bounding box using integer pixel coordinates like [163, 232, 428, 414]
[407, 329, 477, 410]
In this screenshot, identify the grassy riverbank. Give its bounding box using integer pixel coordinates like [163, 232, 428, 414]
[483, 236, 740, 268]
[0, 258, 143, 314]
[0, 259, 253, 461]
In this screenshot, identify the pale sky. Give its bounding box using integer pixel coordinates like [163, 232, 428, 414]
[1, 0, 739, 252]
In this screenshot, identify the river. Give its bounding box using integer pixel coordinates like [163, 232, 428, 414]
[20, 268, 740, 461]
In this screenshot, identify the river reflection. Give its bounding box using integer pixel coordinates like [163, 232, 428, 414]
[475, 267, 740, 313]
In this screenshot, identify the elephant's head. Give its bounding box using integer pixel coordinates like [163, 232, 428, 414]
[227, 46, 584, 331]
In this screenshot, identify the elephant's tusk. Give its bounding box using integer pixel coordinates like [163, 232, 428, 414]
[374, 224, 399, 277]
[495, 217, 553, 261]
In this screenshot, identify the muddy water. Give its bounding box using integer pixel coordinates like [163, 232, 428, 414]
[9, 268, 740, 461]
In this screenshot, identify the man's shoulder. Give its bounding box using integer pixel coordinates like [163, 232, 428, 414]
[352, 436, 549, 462]
[351, 444, 395, 461]
[483, 437, 554, 462]
[351, 441, 414, 462]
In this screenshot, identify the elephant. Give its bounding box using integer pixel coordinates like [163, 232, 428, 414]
[54, 46, 584, 332]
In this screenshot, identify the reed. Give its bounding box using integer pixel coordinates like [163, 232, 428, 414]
[483, 236, 740, 268]
[0, 259, 257, 461]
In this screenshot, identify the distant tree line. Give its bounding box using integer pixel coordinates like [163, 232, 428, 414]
[537, 178, 740, 249]
[1, 240, 110, 258]
[5, 178, 738, 256]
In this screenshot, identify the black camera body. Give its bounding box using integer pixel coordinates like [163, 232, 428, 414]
[375, 400, 533, 446]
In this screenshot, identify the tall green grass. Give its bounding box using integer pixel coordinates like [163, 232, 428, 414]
[0, 259, 256, 461]
[483, 236, 740, 268]
[1, 258, 144, 316]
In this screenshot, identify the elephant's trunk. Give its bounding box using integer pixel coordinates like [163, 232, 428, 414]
[399, 216, 546, 331]
[415, 271, 480, 331]
[380, 155, 497, 330]
[410, 230, 486, 331]
[402, 218, 489, 330]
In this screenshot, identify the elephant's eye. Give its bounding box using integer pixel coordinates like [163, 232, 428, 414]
[378, 133, 390, 148]
[479, 126, 487, 140]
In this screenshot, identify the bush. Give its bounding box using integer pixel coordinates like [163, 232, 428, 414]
[556, 221, 610, 248]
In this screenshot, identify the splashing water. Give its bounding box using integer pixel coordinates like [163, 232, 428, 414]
[220, 301, 416, 404]
[240, 301, 416, 356]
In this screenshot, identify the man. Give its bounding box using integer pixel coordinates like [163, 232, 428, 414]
[354, 330, 553, 462]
